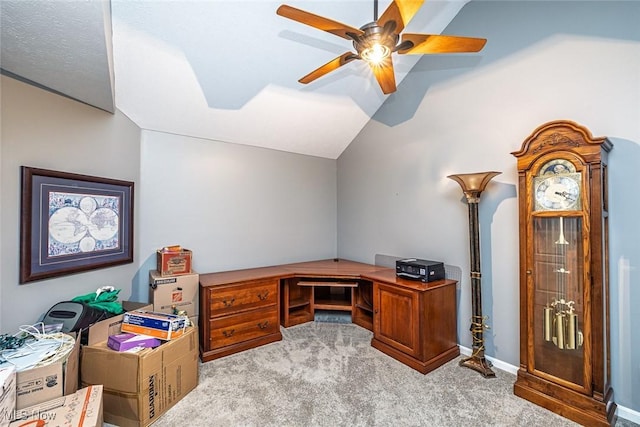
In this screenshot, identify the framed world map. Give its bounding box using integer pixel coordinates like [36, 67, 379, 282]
[20, 166, 134, 283]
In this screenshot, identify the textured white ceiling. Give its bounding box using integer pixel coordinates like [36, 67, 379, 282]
[1, 0, 115, 112]
[1, 0, 471, 159]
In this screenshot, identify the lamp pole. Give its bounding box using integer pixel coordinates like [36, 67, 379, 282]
[448, 171, 501, 378]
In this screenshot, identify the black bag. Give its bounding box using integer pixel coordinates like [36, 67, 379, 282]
[42, 301, 109, 333]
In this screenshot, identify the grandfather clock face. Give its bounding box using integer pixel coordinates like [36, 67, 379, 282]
[533, 159, 582, 211]
[530, 157, 587, 387]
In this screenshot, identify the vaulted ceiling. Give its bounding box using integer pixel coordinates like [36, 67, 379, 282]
[1, 0, 472, 159]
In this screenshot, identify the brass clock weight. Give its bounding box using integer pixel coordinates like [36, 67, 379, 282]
[512, 120, 616, 425]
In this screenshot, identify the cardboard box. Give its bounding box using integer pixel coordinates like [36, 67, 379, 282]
[83, 301, 152, 346]
[80, 327, 198, 427]
[0, 366, 16, 427]
[121, 311, 187, 341]
[14, 334, 80, 410]
[149, 270, 199, 317]
[107, 333, 161, 352]
[10, 385, 103, 427]
[156, 249, 192, 276]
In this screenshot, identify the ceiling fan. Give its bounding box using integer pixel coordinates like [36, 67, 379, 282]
[277, 0, 487, 94]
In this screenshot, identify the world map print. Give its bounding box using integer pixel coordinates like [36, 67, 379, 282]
[48, 192, 120, 257]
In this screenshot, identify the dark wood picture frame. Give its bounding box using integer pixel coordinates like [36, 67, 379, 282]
[20, 166, 134, 283]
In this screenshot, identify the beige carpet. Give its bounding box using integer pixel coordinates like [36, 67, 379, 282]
[144, 321, 634, 427]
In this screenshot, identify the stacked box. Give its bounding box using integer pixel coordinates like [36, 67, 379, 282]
[107, 333, 161, 352]
[156, 249, 192, 276]
[148, 270, 199, 326]
[14, 334, 80, 410]
[121, 311, 187, 341]
[10, 385, 103, 427]
[0, 365, 16, 427]
[80, 327, 198, 427]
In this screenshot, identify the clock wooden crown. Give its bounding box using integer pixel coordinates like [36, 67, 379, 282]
[512, 119, 612, 170]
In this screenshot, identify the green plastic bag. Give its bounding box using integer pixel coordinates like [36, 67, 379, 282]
[72, 286, 124, 315]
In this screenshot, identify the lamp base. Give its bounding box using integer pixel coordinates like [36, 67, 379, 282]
[459, 354, 496, 378]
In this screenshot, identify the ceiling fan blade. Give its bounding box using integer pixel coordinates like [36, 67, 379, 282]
[277, 5, 364, 40]
[368, 57, 397, 95]
[378, 0, 425, 34]
[299, 52, 359, 84]
[398, 34, 487, 54]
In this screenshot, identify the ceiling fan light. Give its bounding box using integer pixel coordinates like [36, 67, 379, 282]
[361, 43, 390, 65]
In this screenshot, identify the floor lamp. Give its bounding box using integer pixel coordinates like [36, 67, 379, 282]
[448, 171, 501, 378]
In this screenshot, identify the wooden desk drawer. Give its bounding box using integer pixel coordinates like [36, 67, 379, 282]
[208, 306, 279, 350]
[209, 279, 278, 318]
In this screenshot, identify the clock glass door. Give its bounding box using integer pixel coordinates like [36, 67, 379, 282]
[532, 215, 586, 387]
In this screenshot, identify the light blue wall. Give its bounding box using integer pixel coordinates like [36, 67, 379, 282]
[1, 77, 338, 333]
[0, 76, 141, 334]
[337, 0, 640, 415]
[129, 130, 337, 303]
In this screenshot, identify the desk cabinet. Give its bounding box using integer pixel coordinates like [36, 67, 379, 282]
[200, 275, 283, 362]
[369, 273, 460, 374]
[374, 282, 420, 357]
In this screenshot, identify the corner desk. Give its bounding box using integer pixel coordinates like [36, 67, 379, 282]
[198, 258, 459, 374]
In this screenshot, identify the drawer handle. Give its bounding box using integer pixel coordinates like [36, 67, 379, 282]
[257, 321, 269, 330]
[223, 329, 235, 338]
[257, 291, 269, 301]
[223, 297, 235, 307]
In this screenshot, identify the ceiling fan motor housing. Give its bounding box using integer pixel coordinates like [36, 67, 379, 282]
[353, 22, 399, 59]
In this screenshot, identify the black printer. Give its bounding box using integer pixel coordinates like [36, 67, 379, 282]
[396, 258, 445, 282]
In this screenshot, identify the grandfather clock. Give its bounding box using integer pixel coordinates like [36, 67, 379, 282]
[512, 120, 616, 426]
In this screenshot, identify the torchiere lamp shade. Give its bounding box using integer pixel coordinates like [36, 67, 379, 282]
[448, 171, 501, 202]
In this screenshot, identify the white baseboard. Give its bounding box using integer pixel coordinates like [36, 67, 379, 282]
[458, 345, 519, 375]
[617, 406, 640, 425]
[458, 346, 640, 425]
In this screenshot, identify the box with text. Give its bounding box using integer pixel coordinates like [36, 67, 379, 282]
[0, 366, 16, 427]
[156, 249, 192, 276]
[121, 311, 186, 341]
[80, 327, 198, 427]
[10, 385, 102, 427]
[149, 270, 199, 317]
[14, 334, 80, 410]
